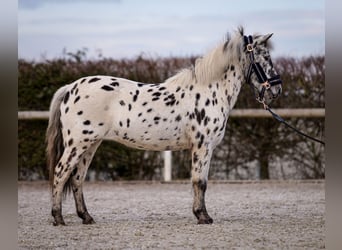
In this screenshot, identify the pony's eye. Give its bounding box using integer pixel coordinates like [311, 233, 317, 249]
[264, 56, 273, 67]
[269, 59, 273, 68]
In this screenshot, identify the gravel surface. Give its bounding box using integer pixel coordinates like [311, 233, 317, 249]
[18, 181, 325, 249]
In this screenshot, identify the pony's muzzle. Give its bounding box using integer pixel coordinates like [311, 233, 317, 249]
[272, 85, 282, 98]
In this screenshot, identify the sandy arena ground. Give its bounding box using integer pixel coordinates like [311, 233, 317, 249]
[18, 181, 324, 249]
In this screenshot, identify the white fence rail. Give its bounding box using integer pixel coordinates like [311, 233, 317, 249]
[18, 109, 325, 120]
[18, 109, 325, 181]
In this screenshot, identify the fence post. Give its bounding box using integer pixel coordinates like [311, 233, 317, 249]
[164, 151, 172, 181]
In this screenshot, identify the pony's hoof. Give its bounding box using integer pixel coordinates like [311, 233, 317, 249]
[53, 220, 66, 226]
[82, 218, 96, 225]
[197, 217, 213, 224]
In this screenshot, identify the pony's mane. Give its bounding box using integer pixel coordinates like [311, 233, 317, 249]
[165, 27, 244, 85]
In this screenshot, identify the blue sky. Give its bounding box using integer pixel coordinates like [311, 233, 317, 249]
[18, 0, 325, 61]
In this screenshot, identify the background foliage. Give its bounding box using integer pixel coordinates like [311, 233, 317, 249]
[18, 51, 325, 180]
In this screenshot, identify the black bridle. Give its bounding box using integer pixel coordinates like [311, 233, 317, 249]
[243, 35, 282, 104]
[243, 35, 325, 145]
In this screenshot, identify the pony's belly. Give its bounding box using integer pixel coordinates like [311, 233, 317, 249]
[104, 129, 191, 151]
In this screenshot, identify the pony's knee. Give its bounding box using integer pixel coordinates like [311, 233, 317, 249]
[191, 146, 213, 181]
[192, 178, 207, 192]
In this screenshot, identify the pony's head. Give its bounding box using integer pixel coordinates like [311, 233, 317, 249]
[240, 30, 282, 105]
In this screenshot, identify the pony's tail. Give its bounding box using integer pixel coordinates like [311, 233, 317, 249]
[46, 86, 68, 194]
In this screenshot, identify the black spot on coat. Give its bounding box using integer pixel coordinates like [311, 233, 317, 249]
[133, 90, 139, 102]
[63, 91, 70, 104]
[228, 95, 232, 105]
[74, 96, 80, 104]
[193, 152, 199, 163]
[205, 99, 210, 106]
[198, 134, 204, 149]
[194, 108, 206, 125]
[204, 116, 210, 126]
[101, 85, 114, 91]
[88, 77, 101, 83]
[110, 82, 119, 87]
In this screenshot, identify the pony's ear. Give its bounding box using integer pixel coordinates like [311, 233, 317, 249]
[237, 26, 244, 36]
[260, 33, 273, 43]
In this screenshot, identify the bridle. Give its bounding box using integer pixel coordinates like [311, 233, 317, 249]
[242, 35, 325, 145]
[243, 35, 282, 105]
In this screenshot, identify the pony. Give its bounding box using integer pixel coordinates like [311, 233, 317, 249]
[46, 27, 282, 225]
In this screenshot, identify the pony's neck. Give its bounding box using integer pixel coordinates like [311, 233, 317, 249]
[165, 35, 242, 86]
[220, 60, 245, 111]
[193, 31, 246, 86]
[163, 29, 249, 110]
[194, 42, 232, 85]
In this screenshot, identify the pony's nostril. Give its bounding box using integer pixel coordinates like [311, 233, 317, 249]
[272, 88, 282, 99]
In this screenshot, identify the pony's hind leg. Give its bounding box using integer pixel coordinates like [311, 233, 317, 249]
[51, 144, 90, 226]
[191, 146, 214, 224]
[71, 140, 102, 224]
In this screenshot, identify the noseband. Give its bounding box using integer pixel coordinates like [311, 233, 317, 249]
[243, 35, 282, 103]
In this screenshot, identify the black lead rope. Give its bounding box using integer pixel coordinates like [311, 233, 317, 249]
[265, 105, 325, 145]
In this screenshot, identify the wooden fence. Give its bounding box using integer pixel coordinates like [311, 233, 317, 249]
[18, 109, 325, 120]
[18, 109, 325, 181]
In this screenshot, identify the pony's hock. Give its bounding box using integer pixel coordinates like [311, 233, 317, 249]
[46, 27, 282, 226]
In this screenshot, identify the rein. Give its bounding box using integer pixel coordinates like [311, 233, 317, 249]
[265, 105, 325, 145]
[243, 35, 325, 146]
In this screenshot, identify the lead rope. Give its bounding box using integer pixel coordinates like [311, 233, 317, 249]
[262, 102, 325, 145]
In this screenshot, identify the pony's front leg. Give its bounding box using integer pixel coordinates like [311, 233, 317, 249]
[191, 146, 214, 224]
